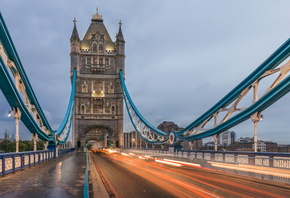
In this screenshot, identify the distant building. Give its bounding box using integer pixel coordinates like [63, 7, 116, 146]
[238, 137, 253, 143]
[230, 137, 278, 152]
[277, 144, 290, 153]
[124, 131, 146, 148]
[4, 130, 10, 140]
[157, 121, 180, 132]
[157, 121, 202, 150]
[219, 130, 236, 146]
[187, 139, 203, 150]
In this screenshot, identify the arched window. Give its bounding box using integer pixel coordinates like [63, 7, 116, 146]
[111, 105, 116, 114]
[93, 44, 97, 52]
[81, 104, 85, 114]
[99, 44, 103, 51]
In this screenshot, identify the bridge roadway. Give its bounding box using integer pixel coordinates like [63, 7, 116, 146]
[91, 150, 290, 198]
[1, 150, 290, 197]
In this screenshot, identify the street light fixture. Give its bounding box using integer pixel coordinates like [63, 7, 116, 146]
[8, 108, 21, 153]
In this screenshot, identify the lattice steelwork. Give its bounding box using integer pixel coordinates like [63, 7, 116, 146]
[120, 71, 168, 144]
[120, 38, 290, 145]
[0, 13, 75, 145]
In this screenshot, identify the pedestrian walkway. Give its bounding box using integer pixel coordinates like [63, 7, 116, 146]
[0, 151, 87, 198]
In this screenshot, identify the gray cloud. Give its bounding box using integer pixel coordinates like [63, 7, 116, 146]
[1, 0, 290, 144]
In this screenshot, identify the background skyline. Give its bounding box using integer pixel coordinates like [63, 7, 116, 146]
[1, 0, 290, 144]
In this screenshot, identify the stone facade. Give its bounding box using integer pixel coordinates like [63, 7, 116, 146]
[70, 10, 125, 148]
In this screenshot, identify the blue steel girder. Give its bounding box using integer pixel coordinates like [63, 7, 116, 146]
[180, 71, 290, 141]
[0, 12, 53, 133]
[0, 58, 53, 141]
[178, 39, 290, 141]
[120, 38, 290, 145]
[179, 38, 290, 135]
[0, 12, 75, 145]
[57, 69, 76, 144]
[120, 70, 168, 145]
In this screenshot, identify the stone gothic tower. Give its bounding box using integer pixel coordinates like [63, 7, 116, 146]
[70, 9, 125, 148]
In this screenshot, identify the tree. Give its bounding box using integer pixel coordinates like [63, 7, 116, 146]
[0, 140, 15, 153]
[0, 139, 45, 153]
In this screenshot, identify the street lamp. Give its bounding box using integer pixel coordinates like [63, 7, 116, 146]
[132, 138, 135, 148]
[7, 110, 12, 117]
[7, 108, 21, 152]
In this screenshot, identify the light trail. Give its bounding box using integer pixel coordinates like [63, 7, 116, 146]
[163, 158, 201, 167]
[103, 152, 290, 197]
[155, 159, 182, 167]
[210, 162, 290, 178]
[107, 153, 226, 197]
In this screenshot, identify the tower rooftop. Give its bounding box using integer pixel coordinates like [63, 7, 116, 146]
[92, 8, 103, 22]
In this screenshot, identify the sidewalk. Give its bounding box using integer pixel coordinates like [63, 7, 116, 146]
[0, 151, 86, 198]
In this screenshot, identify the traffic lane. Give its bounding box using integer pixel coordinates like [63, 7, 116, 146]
[92, 153, 180, 198]
[97, 152, 290, 198]
[161, 163, 290, 198]
[0, 152, 85, 198]
[94, 153, 223, 198]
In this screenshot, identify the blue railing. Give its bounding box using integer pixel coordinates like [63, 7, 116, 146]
[128, 148, 290, 169]
[83, 147, 89, 198]
[0, 148, 75, 176]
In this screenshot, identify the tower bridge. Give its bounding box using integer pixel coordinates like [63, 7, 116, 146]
[1, 8, 290, 151]
[70, 9, 125, 149]
[1, 9, 290, 197]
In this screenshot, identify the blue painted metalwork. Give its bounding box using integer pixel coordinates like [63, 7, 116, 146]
[56, 69, 76, 144]
[0, 57, 52, 140]
[0, 12, 76, 145]
[120, 38, 290, 144]
[0, 149, 75, 176]
[0, 150, 54, 175]
[0, 12, 54, 133]
[120, 70, 168, 144]
[178, 38, 290, 136]
[181, 74, 290, 141]
[83, 147, 89, 198]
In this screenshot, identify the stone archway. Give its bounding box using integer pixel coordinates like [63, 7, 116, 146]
[80, 125, 115, 148]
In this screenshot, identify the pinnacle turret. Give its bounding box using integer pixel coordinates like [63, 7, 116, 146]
[116, 20, 125, 43]
[70, 18, 80, 42]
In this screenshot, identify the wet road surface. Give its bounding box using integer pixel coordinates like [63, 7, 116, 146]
[0, 151, 86, 198]
[91, 151, 290, 198]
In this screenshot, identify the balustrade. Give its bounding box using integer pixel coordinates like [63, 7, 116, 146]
[0, 148, 75, 175]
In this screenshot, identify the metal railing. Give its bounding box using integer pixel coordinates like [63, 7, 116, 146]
[125, 148, 290, 169]
[0, 148, 75, 176]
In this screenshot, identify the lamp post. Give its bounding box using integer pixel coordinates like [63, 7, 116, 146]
[214, 134, 219, 151]
[132, 138, 135, 148]
[33, 133, 37, 151]
[13, 107, 21, 153]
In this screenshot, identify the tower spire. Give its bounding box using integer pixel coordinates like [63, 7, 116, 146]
[70, 17, 80, 41]
[116, 20, 125, 43]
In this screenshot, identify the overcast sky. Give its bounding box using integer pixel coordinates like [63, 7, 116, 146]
[1, 0, 290, 144]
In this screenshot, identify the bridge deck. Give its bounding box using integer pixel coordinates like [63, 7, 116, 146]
[0, 151, 89, 198]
